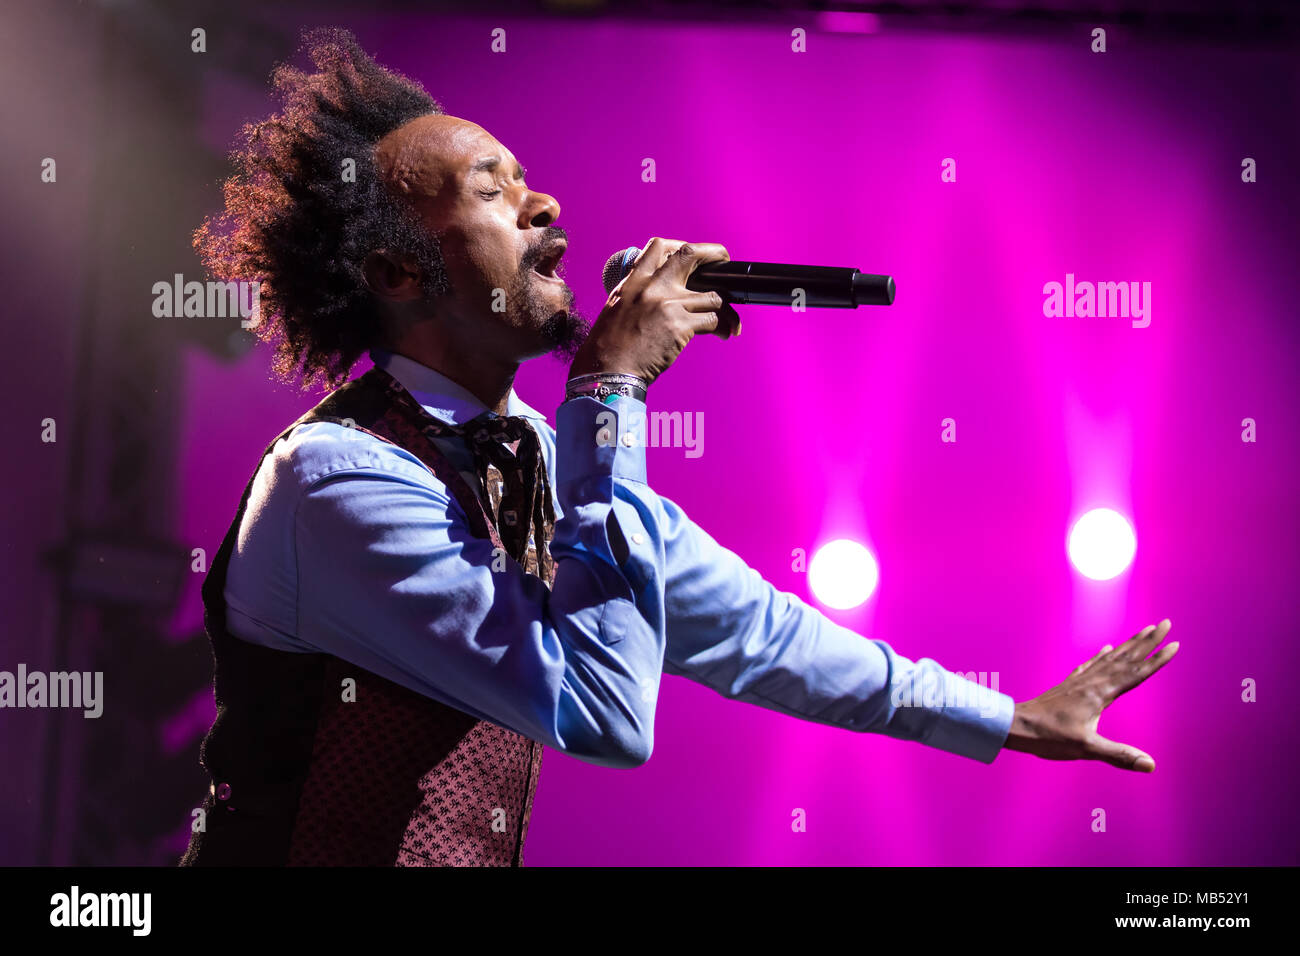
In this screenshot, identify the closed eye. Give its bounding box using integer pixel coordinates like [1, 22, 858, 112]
[478, 188, 502, 199]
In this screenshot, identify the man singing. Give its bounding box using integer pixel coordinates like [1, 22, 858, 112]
[181, 28, 1178, 867]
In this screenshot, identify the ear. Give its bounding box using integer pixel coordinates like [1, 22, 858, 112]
[362, 250, 424, 302]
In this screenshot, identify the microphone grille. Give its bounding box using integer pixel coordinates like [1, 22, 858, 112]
[602, 245, 644, 295]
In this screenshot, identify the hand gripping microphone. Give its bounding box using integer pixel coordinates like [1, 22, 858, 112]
[602, 245, 896, 308]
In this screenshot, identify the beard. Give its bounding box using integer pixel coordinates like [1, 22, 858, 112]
[411, 225, 592, 362]
[512, 237, 591, 362]
[538, 294, 590, 362]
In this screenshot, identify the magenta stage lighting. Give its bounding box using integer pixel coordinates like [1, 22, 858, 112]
[1068, 508, 1137, 581]
[808, 539, 880, 609]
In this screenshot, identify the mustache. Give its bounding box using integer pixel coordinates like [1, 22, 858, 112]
[519, 226, 568, 271]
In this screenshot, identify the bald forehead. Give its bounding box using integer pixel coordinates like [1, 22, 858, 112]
[375, 114, 510, 199]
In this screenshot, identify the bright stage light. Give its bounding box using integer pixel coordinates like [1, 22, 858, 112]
[808, 539, 879, 609]
[1068, 508, 1136, 580]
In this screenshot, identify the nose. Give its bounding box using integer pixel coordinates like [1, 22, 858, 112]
[521, 189, 560, 228]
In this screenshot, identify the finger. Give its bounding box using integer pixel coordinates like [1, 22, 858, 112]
[1102, 639, 1179, 706]
[713, 302, 741, 339]
[619, 237, 683, 295]
[1150, 618, 1173, 649]
[1110, 623, 1155, 660]
[658, 241, 731, 286]
[1088, 733, 1156, 772]
[1071, 644, 1113, 677]
[680, 290, 727, 313]
[680, 296, 741, 339]
[1115, 620, 1169, 661]
[680, 305, 723, 338]
[1124, 641, 1181, 692]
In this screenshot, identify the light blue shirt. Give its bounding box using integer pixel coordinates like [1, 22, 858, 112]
[223, 348, 1015, 768]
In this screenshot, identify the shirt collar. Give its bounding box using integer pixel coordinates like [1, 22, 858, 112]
[370, 348, 548, 426]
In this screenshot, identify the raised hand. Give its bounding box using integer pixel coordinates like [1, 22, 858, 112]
[1003, 620, 1179, 771]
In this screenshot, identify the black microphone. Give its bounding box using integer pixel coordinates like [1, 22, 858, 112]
[601, 245, 896, 308]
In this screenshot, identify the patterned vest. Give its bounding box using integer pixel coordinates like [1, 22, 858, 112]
[180, 367, 550, 866]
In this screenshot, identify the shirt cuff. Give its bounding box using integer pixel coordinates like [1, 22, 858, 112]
[556, 395, 649, 488]
[916, 672, 1016, 764]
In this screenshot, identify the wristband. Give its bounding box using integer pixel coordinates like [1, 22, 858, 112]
[565, 372, 648, 405]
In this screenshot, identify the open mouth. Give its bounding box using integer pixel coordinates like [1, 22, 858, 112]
[531, 241, 567, 281]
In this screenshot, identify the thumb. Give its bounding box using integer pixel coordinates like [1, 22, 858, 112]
[1089, 734, 1156, 772]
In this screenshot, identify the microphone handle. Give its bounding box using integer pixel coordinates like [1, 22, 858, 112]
[684, 261, 896, 307]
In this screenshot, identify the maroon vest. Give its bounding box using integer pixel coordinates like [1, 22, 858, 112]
[180, 368, 546, 866]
